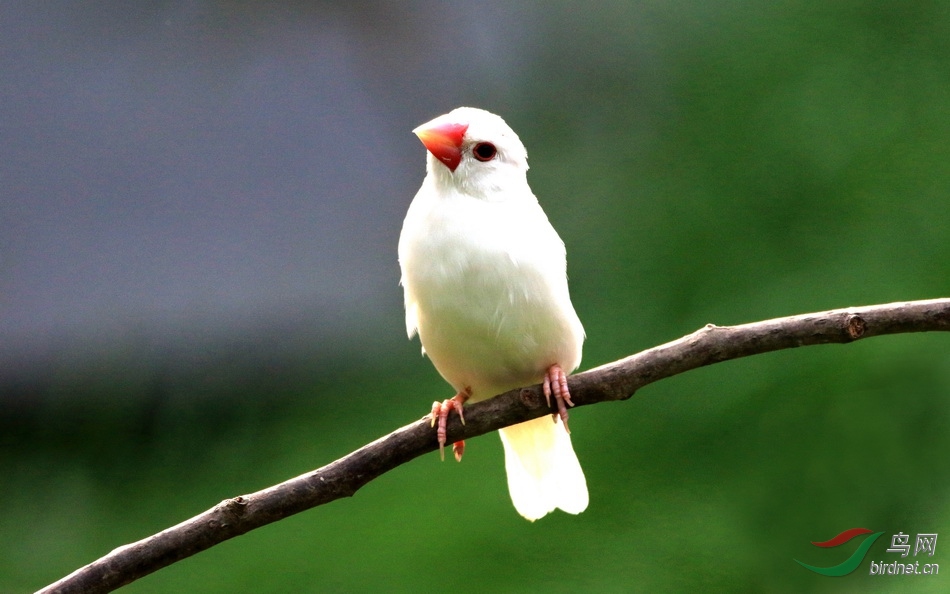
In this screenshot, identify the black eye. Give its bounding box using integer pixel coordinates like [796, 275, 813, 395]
[472, 142, 497, 162]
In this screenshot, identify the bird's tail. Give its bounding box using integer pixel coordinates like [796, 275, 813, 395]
[498, 416, 588, 521]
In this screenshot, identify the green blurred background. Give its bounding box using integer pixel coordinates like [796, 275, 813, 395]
[3, 2, 950, 592]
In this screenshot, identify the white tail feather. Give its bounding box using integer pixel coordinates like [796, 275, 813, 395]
[498, 416, 588, 521]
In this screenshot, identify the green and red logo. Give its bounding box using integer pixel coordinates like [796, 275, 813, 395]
[795, 528, 885, 576]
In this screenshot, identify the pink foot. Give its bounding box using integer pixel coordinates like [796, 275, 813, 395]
[430, 388, 471, 461]
[543, 364, 574, 433]
[452, 440, 465, 462]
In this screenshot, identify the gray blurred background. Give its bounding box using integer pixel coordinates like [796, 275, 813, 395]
[3, 2, 950, 592]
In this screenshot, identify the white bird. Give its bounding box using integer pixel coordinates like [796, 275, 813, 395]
[398, 107, 588, 521]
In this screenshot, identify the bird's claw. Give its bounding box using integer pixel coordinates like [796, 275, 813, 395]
[430, 388, 471, 461]
[452, 440, 465, 462]
[542, 364, 573, 434]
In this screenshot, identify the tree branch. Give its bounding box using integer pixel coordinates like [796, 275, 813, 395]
[38, 298, 950, 594]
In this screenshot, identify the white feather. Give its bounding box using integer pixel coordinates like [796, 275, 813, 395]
[398, 107, 587, 520]
[500, 417, 588, 521]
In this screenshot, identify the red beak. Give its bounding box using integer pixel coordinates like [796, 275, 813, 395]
[413, 120, 468, 172]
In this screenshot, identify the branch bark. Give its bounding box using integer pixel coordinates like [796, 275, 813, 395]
[38, 298, 950, 594]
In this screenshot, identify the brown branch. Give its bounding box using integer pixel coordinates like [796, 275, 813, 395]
[38, 298, 950, 594]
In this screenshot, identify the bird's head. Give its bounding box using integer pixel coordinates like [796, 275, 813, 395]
[413, 107, 529, 199]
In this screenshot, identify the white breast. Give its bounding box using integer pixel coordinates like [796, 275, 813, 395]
[398, 181, 584, 401]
